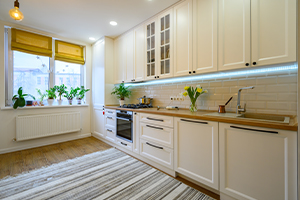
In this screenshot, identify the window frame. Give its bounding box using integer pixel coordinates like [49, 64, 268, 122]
[4, 28, 85, 106]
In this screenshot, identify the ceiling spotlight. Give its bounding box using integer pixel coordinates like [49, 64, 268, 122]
[9, 0, 24, 21]
[110, 21, 118, 26]
[89, 37, 96, 41]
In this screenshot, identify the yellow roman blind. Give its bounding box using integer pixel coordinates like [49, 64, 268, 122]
[55, 40, 85, 65]
[11, 28, 52, 57]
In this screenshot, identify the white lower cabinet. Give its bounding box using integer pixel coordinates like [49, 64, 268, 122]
[140, 139, 174, 169]
[116, 137, 133, 152]
[174, 117, 219, 190]
[105, 126, 116, 143]
[133, 112, 140, 154]
[219, 123, 297, 200]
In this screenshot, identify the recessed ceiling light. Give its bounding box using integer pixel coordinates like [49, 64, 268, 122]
[110, 21, 118, 26]
[89, 37, 96, 41]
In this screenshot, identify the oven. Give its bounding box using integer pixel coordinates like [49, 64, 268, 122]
[116, 110, 133, 143]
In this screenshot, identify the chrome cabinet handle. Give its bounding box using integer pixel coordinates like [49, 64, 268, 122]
[107, 116, 113, 119]
[121, 142, 127, 146]
[106, 129, 112, 132]
[180, 119, 208, 124]
[107, 111, 113, 114]
[146, 125, 163, 130]
[116, 117, 132, 122]
[230, 125, 278, 134]
[146, 117, 164, 122]
[146, 142, 163, 150]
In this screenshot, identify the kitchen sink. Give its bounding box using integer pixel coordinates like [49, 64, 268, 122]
[204, 112, 290, 124]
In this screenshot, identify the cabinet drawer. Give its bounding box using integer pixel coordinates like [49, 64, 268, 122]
[140, 139, 173, 169]
[140, 122, 173, 148]
[116, 137, 133, 152]
[105, 126, 116, 143]
[105, 109, 116, 116]
[140, 113, 173, 128]
[105, 115, 116, 129]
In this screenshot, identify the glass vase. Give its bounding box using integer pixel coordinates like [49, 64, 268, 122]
[189, 102, 197, 112]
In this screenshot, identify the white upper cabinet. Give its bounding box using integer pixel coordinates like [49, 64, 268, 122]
[173, 0, 193, 77]
[124, 31, 134, 83]
[158, 9, 174, 78]
[192, 0, 218, 74]
[133, 24, 145, 82]
[145, 17, 158, 80]
[251, 0, 296, 67]
[218, 0, 251, 71]
[114, 36, 125, 83]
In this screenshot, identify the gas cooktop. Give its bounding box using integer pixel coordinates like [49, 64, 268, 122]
[119, 104, 153, 109]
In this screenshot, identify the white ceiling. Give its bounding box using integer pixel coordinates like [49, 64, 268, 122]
[0, 0, 180, 44]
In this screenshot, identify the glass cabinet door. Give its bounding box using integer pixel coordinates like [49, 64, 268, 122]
[146, 22, 156, 77]
[160, 14, 170, 75]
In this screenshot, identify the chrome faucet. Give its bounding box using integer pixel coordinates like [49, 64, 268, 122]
[236, 86, 255, 114]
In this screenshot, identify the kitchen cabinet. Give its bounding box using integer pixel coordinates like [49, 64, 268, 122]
[145, 17, 158, 80]
[124, 31, 134, 83]
[192, 0, 218, 74]
[174, 117, 219, 190]
[92, 37, 117, 138]
[133, 25, 145, 82]
[218, 0, 296, 71]
[114, 36, 125, 83]
[173, 0, 193, 77]
[219, 123, 297, 200]
[132, 112, 140, 154]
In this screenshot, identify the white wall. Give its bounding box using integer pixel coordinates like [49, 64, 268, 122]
[0, 20, 92, 154]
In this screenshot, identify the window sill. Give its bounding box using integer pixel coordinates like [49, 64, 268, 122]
[1, 104, 89, 110]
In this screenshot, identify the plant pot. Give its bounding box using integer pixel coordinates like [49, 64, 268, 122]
[119, 100, 125, 106]
[39, 100, 45, 106]
[77, 99, 82, 105]
[57, 99, 63, 105]
[47, 99, 54, 106]
[68, 99, 73, 105]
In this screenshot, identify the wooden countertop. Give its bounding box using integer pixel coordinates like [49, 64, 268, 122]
[105, 106, 298, 131]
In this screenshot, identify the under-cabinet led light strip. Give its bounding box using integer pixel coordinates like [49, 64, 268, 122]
[125, 65, 298, 87]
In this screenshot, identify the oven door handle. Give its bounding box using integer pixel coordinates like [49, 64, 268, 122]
[116, 117, 132, 122]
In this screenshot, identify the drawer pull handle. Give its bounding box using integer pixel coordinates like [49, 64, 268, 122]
[230, 126, 278, 134]
[107, 129, 112, 132]
[146, 117, 164, 122]
[107, 111, 113, 114]
[146, 142, 163, 150]
[146, 125, 163, 130]
[180, 119, 208, 124]
[116, 117, 132, 122]
[107, 116, 113, 119]
[121, 142, 127, 146]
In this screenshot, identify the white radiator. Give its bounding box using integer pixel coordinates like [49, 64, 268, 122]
[16, 112, 81, 141]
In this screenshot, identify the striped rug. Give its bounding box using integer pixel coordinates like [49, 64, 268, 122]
[0, 148, 215, 200]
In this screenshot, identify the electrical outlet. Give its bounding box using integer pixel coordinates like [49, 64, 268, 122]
[170, 96, 174, 101]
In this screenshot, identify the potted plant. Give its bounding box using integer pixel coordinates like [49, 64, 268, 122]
[111, 83, 132, 106]
[45, 87, 57, 106]
[182, 85, 208, 112]
[54, 84, 67, 105]
[12, 87, 35, 109]
[76, 86, 90, 104]
[36, 88, 46, 106]
[64, 87, 79, 105]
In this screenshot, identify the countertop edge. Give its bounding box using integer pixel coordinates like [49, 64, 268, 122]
[105, 106, 298, 132]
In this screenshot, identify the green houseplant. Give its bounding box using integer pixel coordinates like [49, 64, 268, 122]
[64, 87, 79, 105]
[45, 87, 57, 106]
[182, 85, 208, 112]
[36, 88, 46, 106]
[76, 86, 90, 104]
[54, 84, 67, 105]
[12, 87, 35, 109]
[111, 83, 131, 106]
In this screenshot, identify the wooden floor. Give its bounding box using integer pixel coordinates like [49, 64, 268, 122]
[0, 137, 220, 200]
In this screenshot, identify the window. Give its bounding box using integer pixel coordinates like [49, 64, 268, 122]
[13, 51, 50, 98]
[5, 28, 85, 106]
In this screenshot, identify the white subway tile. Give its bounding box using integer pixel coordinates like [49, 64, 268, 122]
[256, 77, 277, 85]
[222, 80, 238, 87]
[289, 84, 297, 92]
[215, 87, 230, 94]
[277, 75, 297, 84]
[277, 93, 297, 102]
[238, 78, 256, 86]
[246, 101, 266, 109]
[267, 102, 289, 110]
[209, 81, 223, 87]
[256, 93, 277, 101]
[266, 84, 290, 93]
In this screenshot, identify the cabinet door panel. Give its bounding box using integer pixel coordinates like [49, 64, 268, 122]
[125, 31, 134, 82]
[114, 37, 125, 83]
[219, 123, 297, 200]
[134, 25, 145, 82]
[174, 0, 193, 77]
[218, 0, 251, 71]
[251, 0, 296, 66]
[174, 118, 219, 190]
[193, 0, 218, 74]
[93, 108, 105, 138]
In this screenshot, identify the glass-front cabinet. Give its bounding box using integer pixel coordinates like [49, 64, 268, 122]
[145, 9, 173, 80]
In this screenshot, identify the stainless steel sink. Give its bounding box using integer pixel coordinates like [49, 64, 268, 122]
[204, 112, 290, 124]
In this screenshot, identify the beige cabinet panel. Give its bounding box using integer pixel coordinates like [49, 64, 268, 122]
[133, 25, 145, 82]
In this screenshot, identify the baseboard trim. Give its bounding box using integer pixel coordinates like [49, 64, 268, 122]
[0, 133, 92, 154]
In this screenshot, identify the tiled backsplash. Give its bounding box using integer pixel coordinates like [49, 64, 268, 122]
[127, 66, 298, 115]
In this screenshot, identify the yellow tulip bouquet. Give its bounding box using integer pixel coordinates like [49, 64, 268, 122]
[183, 85, 208, 112]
